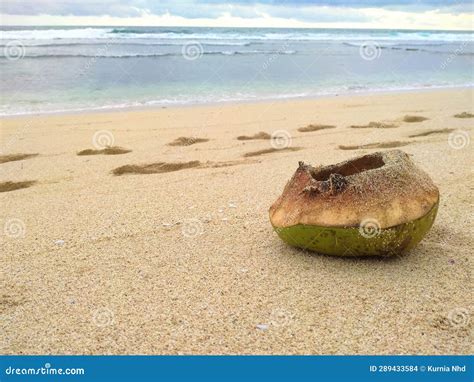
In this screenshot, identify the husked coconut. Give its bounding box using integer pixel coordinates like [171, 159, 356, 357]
[269, 150, 439, 256]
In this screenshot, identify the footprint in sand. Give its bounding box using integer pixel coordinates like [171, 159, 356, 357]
[403, 115, 429, 123]
[453, 112, 474, 119]
[297, 124, 336, 133]
[339, 141, 410, 150]
[350, 121, 398, 129]
[236, 132, 271, 140]
[409, 128, 455, 138]
[0, 153, 38, 164]
[0, 284, 27, 313]
[112, 161, 201, 175]
[168, 137, 209, 146]
[243, 147, 302, 157]
[112, 159, 256, 175]
[77, 146, 131, 156]
[204, 159, 258, 168]
[0, 180, 36, 192]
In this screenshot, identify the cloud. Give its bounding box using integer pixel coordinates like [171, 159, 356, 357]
[256, 5, 371, 23]
[0, 0, 472, 29]
[1, 0, 473, 17]
[0, 0, 143, 17]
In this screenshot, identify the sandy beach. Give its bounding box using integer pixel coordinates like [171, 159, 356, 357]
[1, 88, 472, 355]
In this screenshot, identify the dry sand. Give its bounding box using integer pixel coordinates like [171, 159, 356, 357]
[0, 88, 472, 355]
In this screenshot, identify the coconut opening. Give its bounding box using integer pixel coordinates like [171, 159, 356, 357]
[312, 154, 385, 181]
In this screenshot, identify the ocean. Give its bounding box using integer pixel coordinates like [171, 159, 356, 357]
[0, 26, 472, 116]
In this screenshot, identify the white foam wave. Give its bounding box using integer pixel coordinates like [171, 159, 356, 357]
[0, 49, 298, 59]
[1, 28, 472, 43]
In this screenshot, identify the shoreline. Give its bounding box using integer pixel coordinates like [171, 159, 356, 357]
[1, 84, 473, 119]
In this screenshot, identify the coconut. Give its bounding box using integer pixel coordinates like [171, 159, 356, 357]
[269, 150, 439, 256]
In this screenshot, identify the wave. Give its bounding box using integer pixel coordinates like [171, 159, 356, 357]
[342, 41, 468, 47]
[0, 27, 111, 40]
[1, 27, 472, 42]
[111, 28, 196, 35]
[111, 28, 154, 34]
[0, 41, 253, 48]
[342, 41, 473, 55]
[0, 50, 297, 59]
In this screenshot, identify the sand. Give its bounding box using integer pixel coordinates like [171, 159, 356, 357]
[1, 88, 472, 355]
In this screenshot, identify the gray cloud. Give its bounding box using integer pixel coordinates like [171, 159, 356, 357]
[1, 0, 472, 19]
[0, 0, 143, 17]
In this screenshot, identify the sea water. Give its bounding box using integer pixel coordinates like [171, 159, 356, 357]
[0, 26, 472, 115]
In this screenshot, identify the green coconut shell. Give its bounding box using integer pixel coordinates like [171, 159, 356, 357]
[270, 150, 440, 257]
[273, 200, 438, 256]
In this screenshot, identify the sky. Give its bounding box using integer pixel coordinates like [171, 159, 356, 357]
[0, 0, 473, 30]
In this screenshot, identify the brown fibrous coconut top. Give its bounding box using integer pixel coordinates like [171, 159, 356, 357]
[269, 150, 439, 229]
